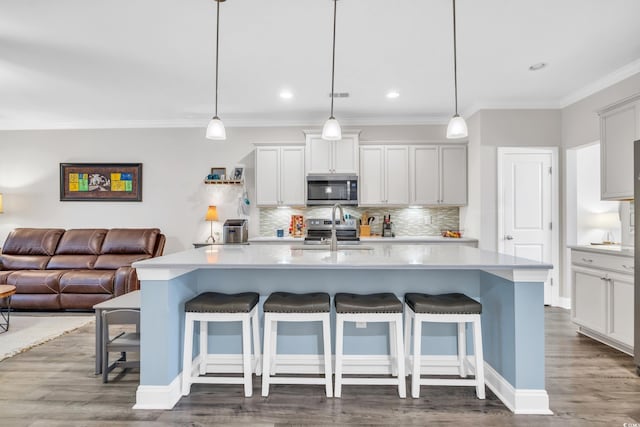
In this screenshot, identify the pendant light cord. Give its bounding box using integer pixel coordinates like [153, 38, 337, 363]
[214, 0, 221, 118]
[329, 0, 337, 119]
[452, 0, 459, 115]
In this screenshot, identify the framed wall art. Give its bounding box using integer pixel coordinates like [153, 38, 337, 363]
[208, 167, 227, 180]
[60, 163, 142, 201]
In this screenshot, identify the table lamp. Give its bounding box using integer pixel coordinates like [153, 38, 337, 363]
[205, 205, 218, 243]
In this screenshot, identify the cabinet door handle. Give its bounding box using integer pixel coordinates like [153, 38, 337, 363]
[504, 235, 514, 240]
[622, 264, 634, 270]
[581, 258, 593, 263]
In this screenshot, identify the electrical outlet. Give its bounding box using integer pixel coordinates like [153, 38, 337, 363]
[355, 322, 367, 328]
[423, 216, 432, 225]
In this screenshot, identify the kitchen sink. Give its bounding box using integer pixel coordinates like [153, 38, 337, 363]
[291, 245, 374, 251]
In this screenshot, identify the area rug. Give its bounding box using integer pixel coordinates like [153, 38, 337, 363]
[0, 314, 94, 362]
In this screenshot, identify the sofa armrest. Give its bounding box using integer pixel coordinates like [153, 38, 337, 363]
[114, 266, 139, 296]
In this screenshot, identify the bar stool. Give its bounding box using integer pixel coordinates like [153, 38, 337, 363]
[334, 292, 406, 398]
[182, 292, 261, 397]
[404, 292, 485, 399]
[261, 292, 333, 397]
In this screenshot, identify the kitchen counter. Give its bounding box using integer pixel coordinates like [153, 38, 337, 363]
[133, 244, 551, 414]
[249, 236, 478, 245]
[568, 244, 634, 257]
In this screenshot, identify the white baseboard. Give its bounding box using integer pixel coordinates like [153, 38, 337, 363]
[483, 363, 552, 415]
[557, 297, 571, 310]
[134, 374, 182, 410]
[133, 354, 552, 414]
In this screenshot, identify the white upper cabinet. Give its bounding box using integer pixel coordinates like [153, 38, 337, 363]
[255, 145, 305, 207]
[599, 94, 640, 200]
[305, 132, 359, 175]
[359, 145, 409, 206]
[410, 144, 467, 206]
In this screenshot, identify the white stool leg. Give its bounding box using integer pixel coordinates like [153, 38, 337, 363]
[411, 314, 422, 399]
[457, 322, 467, 378]
[334, 315, 344, 398]
[242, 316, 253, 397]
[322, 314, 333, 397]
[261, 315, 272, 397]
[252, 308, 262, 376]
[389, 321, 398, 376]
[199, 320, 208, 375]
[182, 314, 194, 396]
[270, 319, 278, 374]
[472, 316, 486, 399]
[394, 315, 406, 399]
[404, 305, 412, 374]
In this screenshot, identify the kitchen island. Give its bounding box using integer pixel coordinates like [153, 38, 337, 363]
[132, 244, 552, 414]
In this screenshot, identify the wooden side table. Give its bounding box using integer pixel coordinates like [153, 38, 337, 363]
[0, 284, 17, 333]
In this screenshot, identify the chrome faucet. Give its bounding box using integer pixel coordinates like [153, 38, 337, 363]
[330, 203, 345, 251]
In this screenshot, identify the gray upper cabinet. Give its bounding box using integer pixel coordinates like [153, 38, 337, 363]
[409, 144, 467, 206]
[599, 94, 640, 200]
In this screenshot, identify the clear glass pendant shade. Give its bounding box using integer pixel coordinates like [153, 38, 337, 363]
[446, 114, 468, 139]
[206, 116, 226, 140]
[321, 117, 342, 141]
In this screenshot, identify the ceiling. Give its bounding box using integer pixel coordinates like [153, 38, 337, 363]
[1, 0, 640, 130]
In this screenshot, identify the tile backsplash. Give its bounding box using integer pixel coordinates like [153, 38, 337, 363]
[259, 206, 459, 237]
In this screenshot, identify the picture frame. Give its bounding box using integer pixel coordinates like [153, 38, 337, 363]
[60, 163, 142, 202]
[209, 167, 227, 180]
[232, 166, 244, 181]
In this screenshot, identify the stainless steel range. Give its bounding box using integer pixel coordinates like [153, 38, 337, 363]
[304, 218, 360, 245]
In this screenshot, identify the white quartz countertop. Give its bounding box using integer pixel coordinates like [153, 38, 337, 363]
[568, 245, 634, 257]
[134, 244, 551, 271]
[249, 236, 478, 243]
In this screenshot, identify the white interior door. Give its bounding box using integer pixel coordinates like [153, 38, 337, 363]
[499, 149, 555, 305]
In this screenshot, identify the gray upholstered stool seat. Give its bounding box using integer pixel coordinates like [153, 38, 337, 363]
[404, 293, 481, 315]
[333, 292, 406, 398]
[262, 292, 333, 397]
[185, 292, 259, 313]
[182, 291, 261, 398]
[335, 292, 403, 313]
[263, 292, 330, 313]
[404, 292, 485, 400]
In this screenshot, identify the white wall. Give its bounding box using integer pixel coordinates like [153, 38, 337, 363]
[0, 124, 447, 253]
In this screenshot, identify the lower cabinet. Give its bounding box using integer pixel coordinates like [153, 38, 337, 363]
[571, 249, 634, 354]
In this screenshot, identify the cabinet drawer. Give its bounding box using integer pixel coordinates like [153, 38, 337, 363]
[571, 250, 634, 275]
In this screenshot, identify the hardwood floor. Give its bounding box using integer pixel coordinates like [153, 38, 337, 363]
[0, 307, 638, 426]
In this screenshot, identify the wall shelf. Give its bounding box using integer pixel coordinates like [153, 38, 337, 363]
[204, 180, 244, 185]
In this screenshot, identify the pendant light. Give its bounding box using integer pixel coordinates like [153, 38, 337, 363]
[206, 0, 227, 140]
[446, 0, 468, 139]
[322, 0, 342, 141]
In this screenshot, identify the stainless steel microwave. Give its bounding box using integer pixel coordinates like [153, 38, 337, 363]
[306, 175, 358, 206]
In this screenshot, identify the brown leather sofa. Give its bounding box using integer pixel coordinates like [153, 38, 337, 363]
[0, 228, 165, 310]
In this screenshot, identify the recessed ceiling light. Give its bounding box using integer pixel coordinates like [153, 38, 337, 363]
[279, 90, 293, 99]
[529, 62, 547, 71]
[386, 91, 400, 99]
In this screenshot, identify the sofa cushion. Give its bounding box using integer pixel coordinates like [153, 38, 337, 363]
[94, 254, 151, 270]
[60, 294, 112, 309]
[7, 270, 64, 294]
[55, 229, 107, 255]
[0, 270, 15, 284]
[0, 255, 50, 270]
[101, 228, 160, 255]
[10, 294, 60, 310]
[2, 228, 65, 255]
[48, 255, 98, 270]
[60, 270, 115, 294]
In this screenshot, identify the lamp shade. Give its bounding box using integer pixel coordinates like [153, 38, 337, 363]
[205, 205, 219, 221]
[446, 114, 468, 139]
[206, 117, 226, 140]
[0, 193, 3, 214]
[322, 117, 342, 141]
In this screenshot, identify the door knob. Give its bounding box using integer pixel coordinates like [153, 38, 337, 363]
[504, 235, 514, 240]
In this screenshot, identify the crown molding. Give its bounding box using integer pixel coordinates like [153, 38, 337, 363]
[558, 58, 640, 108]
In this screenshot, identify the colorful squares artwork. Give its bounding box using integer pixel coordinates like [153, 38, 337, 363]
[60, 163, 142, 201]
